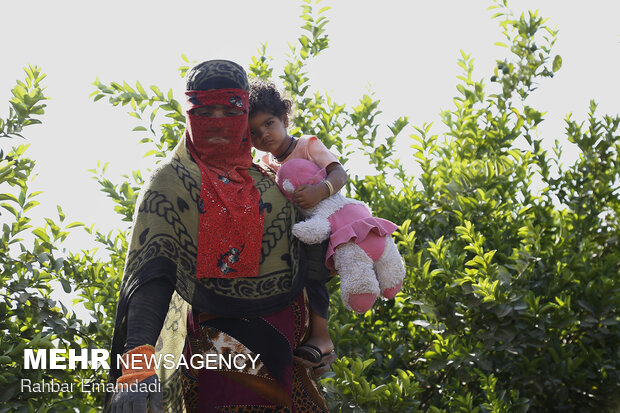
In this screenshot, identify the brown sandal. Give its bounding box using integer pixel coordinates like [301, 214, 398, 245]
[294, 344, 326, 364]
[293, 345, 337, 377]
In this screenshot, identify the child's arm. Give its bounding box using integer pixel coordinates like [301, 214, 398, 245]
[293, 162, 347, 209]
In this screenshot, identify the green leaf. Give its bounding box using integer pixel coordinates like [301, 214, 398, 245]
[1, 203, 18, 217]
[0, 193, 19, 203]
[32, 227, 50, 242]
[57, 205, 65, 221]
[150, 85, 164, 99]
[412, 320, 431, 328]
[552, 55, 562, 72]
[136, 81, 147, 98]
[60, 278, 71, 293]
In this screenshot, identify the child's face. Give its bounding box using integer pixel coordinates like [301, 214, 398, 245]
[249, 111, 289, 155]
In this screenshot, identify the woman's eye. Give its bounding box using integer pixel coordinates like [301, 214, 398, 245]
[266, 120, 273, 127]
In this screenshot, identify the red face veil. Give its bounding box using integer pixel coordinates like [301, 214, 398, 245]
[186, 89, 251, 170]
[185, 87, 264, 279]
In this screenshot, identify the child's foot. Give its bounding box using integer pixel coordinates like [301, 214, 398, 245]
[293, 347, 338, 377]
[294, 336, 334, 364]
[304, 335, 334, 357]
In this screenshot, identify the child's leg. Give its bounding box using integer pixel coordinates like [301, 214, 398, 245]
[308, 310, 333, 354]
[298, 279, 334, 360]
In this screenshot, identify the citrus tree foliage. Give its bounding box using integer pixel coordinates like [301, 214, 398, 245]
[3, 0, 619, 411]
[0, 66, 120, 412]
[91, 1, 620, 410]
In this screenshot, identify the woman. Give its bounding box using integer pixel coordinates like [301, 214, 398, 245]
[105, 60, 333, 412]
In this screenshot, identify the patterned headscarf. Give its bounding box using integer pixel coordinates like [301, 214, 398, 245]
[186, 60, 249, 92]
[185, 60, 263, 279]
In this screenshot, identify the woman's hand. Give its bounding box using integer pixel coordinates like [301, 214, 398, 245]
[109, 374, 162, 413]
[293, 183, 329, 209]
[108, 345, 162, 412]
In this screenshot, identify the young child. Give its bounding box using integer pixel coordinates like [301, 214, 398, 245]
[248, 79, 346, 364]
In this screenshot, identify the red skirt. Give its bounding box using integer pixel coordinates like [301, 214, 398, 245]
[181, 292, 328, 412]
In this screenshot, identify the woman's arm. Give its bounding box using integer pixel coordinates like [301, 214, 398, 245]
[124, 276, 175, 352]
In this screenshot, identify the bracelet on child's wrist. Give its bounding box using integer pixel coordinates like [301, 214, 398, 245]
[323, 180, 334, 197]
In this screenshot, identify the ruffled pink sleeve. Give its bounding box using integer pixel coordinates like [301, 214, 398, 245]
[305, 136, 339, 169]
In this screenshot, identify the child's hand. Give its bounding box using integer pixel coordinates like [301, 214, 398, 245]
[293, 184, 328, 209]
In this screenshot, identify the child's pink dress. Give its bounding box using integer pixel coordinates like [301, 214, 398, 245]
[261, 135, 339, 172]
[267, 142, 398, 271]
[324, 203, 397, 271]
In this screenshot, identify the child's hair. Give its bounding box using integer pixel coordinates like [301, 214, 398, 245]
[248, 79, 293, 120]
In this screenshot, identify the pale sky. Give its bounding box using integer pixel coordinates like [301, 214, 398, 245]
[1, 0, 619, 252]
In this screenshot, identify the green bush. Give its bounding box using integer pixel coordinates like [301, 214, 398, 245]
[316, 3, 620, 412]
[1, 68, 127, 412]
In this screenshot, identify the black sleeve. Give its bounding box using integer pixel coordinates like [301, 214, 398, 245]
[123, 259, 176, 353]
